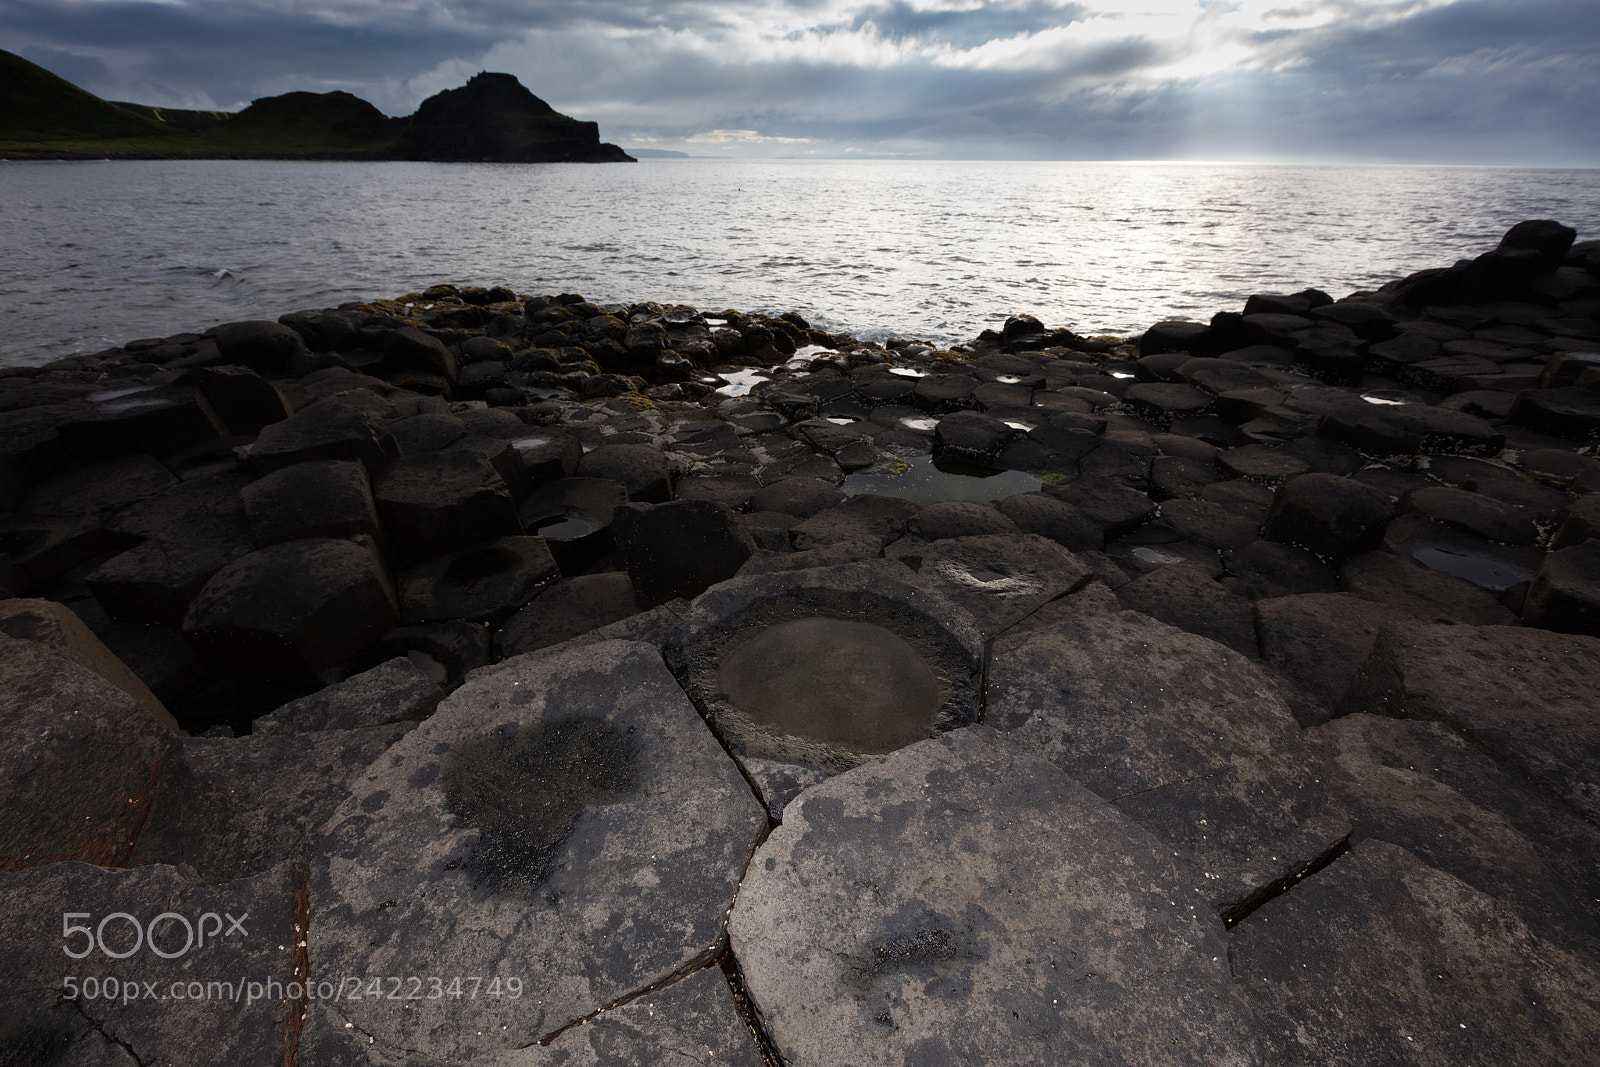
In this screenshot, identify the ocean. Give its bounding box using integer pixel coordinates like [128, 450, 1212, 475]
[2, 158, 1598, 367]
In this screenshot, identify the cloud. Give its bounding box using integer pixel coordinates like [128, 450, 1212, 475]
[3, 0, 1597, 160]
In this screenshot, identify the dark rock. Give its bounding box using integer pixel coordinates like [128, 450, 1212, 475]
[92, 620, 204, 708]
[1320, 400, 1504, 456]
[1255, 592, 1410, 726]
[791, 494, 919, 550]
[309, 641, 763, 1060]
[83, 520, 255, 627]
[1139, 319, 1213, 356]
[20, 452, 177, 519]
[256, 656, 441, 735]
[1551, 495, 1600, 548]
[729, 727, 1259, 1067]
[1510, 387, 1600, 441]
[989, 610, 1347, 913]
[183, 537, 399, 683]
[906, 533, 1090, 638]
[373, 449, 523, 562]
[1154, 497, 1261, 550]
[1400, 485, 1540, 546]
[575, 442, 671, 503]
[1499, 218, 1578, 269]
[994, 491, 1105, 552]
[1116, 563, 1257, 656]
[1123, 381, 1213, 425]
[373, 619, 492, 685]
[1382, 515, 1540, 595]
[241, 458, 384, 547]
[1523, 540, 1600, 635]
[612, 499, 757, 608]
[247, 402, 398, 475]
[0, 633, 174, 868]
[376, 325, 459, 383]
[518, 476, 629, 574]
[1218, 443, 1311, 483]
[931, 409, 1014, 463]
[58, 385, 228, 460]
[1263, 472, 1396, 561]
[1348, 622, 1600, 822]
[214, 319, 313, 374]
[387, 411, 469, 454]
[1339, 550, 1517, 625]
[494, 571, 641, 658]
[188, 365, 292, 435]
[1042, 475, 1156, 540]
[398, 535, 559, 624]
[906, 499, 1019, 540]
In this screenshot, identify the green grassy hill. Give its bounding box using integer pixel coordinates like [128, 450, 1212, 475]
[0, 50, 632, 162]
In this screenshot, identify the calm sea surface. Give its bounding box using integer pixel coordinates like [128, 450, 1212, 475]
[2, 159, 1598, 367]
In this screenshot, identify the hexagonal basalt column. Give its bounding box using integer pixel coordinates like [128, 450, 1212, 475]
[667, 559, 984, 817]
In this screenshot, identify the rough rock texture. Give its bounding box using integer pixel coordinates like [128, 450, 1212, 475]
[309, 640, 766, 1060]
[255, 655, 442, 735]
[900, 532, 1091, 637]
[730, 726, 1261, 1067]
[1231, 841, 1600, 1067]
[987, 611, 1347, 913]
[0, 597, 175, 729]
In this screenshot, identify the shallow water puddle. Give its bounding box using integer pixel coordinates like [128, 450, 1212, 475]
[841, 455, 1043, 504]
[714, 369, 769, 397]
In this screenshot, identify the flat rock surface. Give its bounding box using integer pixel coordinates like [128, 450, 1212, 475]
[1349, 622, 1600, 822]
[1230, 840, 1600, 1067]
[902, 532, 1091, 637]
[987, 611, 1346, 913]
[309, 640, 766, 1061]
[729, 726, 1260, 1067]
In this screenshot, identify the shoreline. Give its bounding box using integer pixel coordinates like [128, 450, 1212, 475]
[1, 220, 1599, 1064]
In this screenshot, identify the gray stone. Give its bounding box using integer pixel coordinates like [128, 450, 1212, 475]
[242, 459, 386, 547]
[1347, 622, 1600, 822]
[1043, 475, 1156, 539]
[902, 532, 1091, 638]
[1320, 400, 1505, 456]
[1265, 472, 1396, 561]
[988, 611, 1347, 913]
[1255, 592, 1411, 726]
[0, 860, 303, 1067]
[190, 364, 292, 435]
[309, 641, 765, 1060]
[183, 538, 400, 684]
[19, 452, 178, 517]
[791, 494, 919, 551]
[256, 656, 442, 735]
[575, 443, 671, 503]
[906, 499, 1019, 540]
[747, 474, 844, 519]
[129, 723, 412, 882]
[993, 490, 1105, 551]
[1230, 840, 1600, 1067]
[728, 726, 1261, 1067]
[0, 597, 175, 729]
[215, 317, 314, 372]
[668, 560, 984, 775]
[0, 634, 175, 869]
[1339, 550, 1517, 624]
[1116, 563, 1257, 657]
[398, 536, 559, 625]
[494, 572, 642, 658]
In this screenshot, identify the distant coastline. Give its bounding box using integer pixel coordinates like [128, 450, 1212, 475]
[0, 51, 632, 163]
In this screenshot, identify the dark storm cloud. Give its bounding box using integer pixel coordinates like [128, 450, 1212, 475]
[3, 0, 1597, 160]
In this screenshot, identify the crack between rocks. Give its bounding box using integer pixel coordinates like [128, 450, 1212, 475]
[722, 946, 785, 1067]
[530, 940, 726, 1048]
[67, 996, 146, 1067]
[1220, 832, 1352, 929]
[284, 863, 311, 1067]
[978, 571, 1096, 724]
[1109, 773, 1216, 803]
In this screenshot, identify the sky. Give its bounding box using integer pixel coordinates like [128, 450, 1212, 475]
[5, 0, 1600, 163]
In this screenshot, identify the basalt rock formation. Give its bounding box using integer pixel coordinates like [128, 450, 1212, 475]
[1, 223, 1599, 1065]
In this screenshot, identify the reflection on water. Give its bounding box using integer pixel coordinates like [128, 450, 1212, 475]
[841, 455, 1044, 504]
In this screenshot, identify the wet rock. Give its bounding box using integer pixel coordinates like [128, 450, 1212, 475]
[993, 491, 1105, 552]
[1230, 841, 1600, 1067]
[183, 537, 399, 684]
[612, 499, 757, 608]
[1320, 400, 1504, 456]
[0, 597, 175, 729]
[1382, 514, 1541, 595]
[1339, 550, 1517, 625]
[241, 458, 385, 547]
[904, 533, 1090, 638]
[1523, 539, 1600, 635]
[669, 560, 983, 776]
[398, 536, 558, 625]
[247, 403, 398, 475]
[1349, 622, 1600, 822]
[519, 476, 629, 574]
[0, 634, 174, 868]
[729, 726, 1260, 1067]
[575, 442, 671, 503]
[256, 656, 442, 736]
[494, 571, 641, 658]
[374, 449, 523, 562]
[309, 641, 765, 1061]
[1264, 472, 1396, 561]
[988, 611, 1347, 913]
[189, 364, 292, 435]
[1115, 563, 1257, 657]
[0, 860, 303, 1066]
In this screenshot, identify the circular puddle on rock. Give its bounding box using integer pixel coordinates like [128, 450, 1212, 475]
[717, 618, 941, 755]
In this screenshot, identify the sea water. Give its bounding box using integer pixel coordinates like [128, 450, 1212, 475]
[2, 158, 1598, 367]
